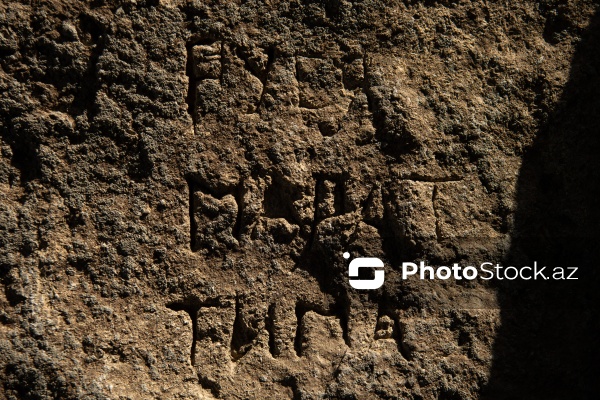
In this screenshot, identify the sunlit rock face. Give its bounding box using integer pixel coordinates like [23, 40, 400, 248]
[0, 0, 595, 398]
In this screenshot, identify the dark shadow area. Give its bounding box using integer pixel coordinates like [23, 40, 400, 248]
[484, 11, 600, 400]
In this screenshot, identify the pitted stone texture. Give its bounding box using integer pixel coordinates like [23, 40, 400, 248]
[0, 0, 595, 399]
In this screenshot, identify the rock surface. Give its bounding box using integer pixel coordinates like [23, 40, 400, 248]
[0, 0, 597, 399]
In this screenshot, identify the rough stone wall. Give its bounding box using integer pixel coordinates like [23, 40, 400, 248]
[0, 0, 597, 399]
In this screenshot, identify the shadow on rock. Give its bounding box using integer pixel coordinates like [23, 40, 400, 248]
[484, 11, 600, 400]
